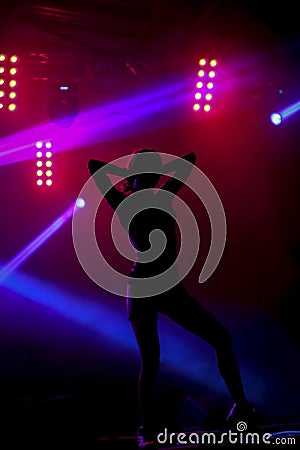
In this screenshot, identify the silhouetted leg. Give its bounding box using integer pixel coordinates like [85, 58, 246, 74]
[129, 308, 160, 440]
[161, 290, 247, 405]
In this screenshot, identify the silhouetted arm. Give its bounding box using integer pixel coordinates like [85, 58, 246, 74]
[161, 152, 196, 195]
[88, 159, 128, 210]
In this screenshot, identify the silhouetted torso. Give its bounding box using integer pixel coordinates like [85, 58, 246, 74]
[129, 207, 177, 278]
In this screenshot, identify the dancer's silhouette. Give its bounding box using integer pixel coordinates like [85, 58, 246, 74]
[88, 149, 254, 449]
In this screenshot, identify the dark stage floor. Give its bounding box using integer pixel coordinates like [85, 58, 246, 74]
[1, 395, 299, 449]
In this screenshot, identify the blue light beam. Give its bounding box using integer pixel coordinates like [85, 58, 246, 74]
[270, 99, 300, 125]
[0, 79, 188, 167]
[0, 267, 228, 392]
[0, 198, 85, 284]
[1, 268, 133, 350]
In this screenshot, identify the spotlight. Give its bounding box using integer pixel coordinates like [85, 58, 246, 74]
[270, 100, 300, 126]
[35, 142, 53, 187]
[49, 81, 78, 127]
[0, 53, 19, 112]
[270, 113, 282, 126]
[193, 58, 218, 113]
[76, 198, 86, 208]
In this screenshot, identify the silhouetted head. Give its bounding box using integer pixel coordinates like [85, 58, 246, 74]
[124, 149, 162, 192]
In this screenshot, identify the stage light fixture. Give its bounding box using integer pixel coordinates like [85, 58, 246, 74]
[76, 197, 86, 209]
[49, 81, 78, 127]
[0, 53, 19, 112]
[270, 100, 300, 126]
[35, 142, 53, 187]
[193, 58, 218, 113]
[270, 113, 282, 126]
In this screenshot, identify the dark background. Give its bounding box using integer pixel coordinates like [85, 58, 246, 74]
[0, 0, 299, 444]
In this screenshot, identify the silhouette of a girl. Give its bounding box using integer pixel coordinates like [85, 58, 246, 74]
[88, 149, 253, 449]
